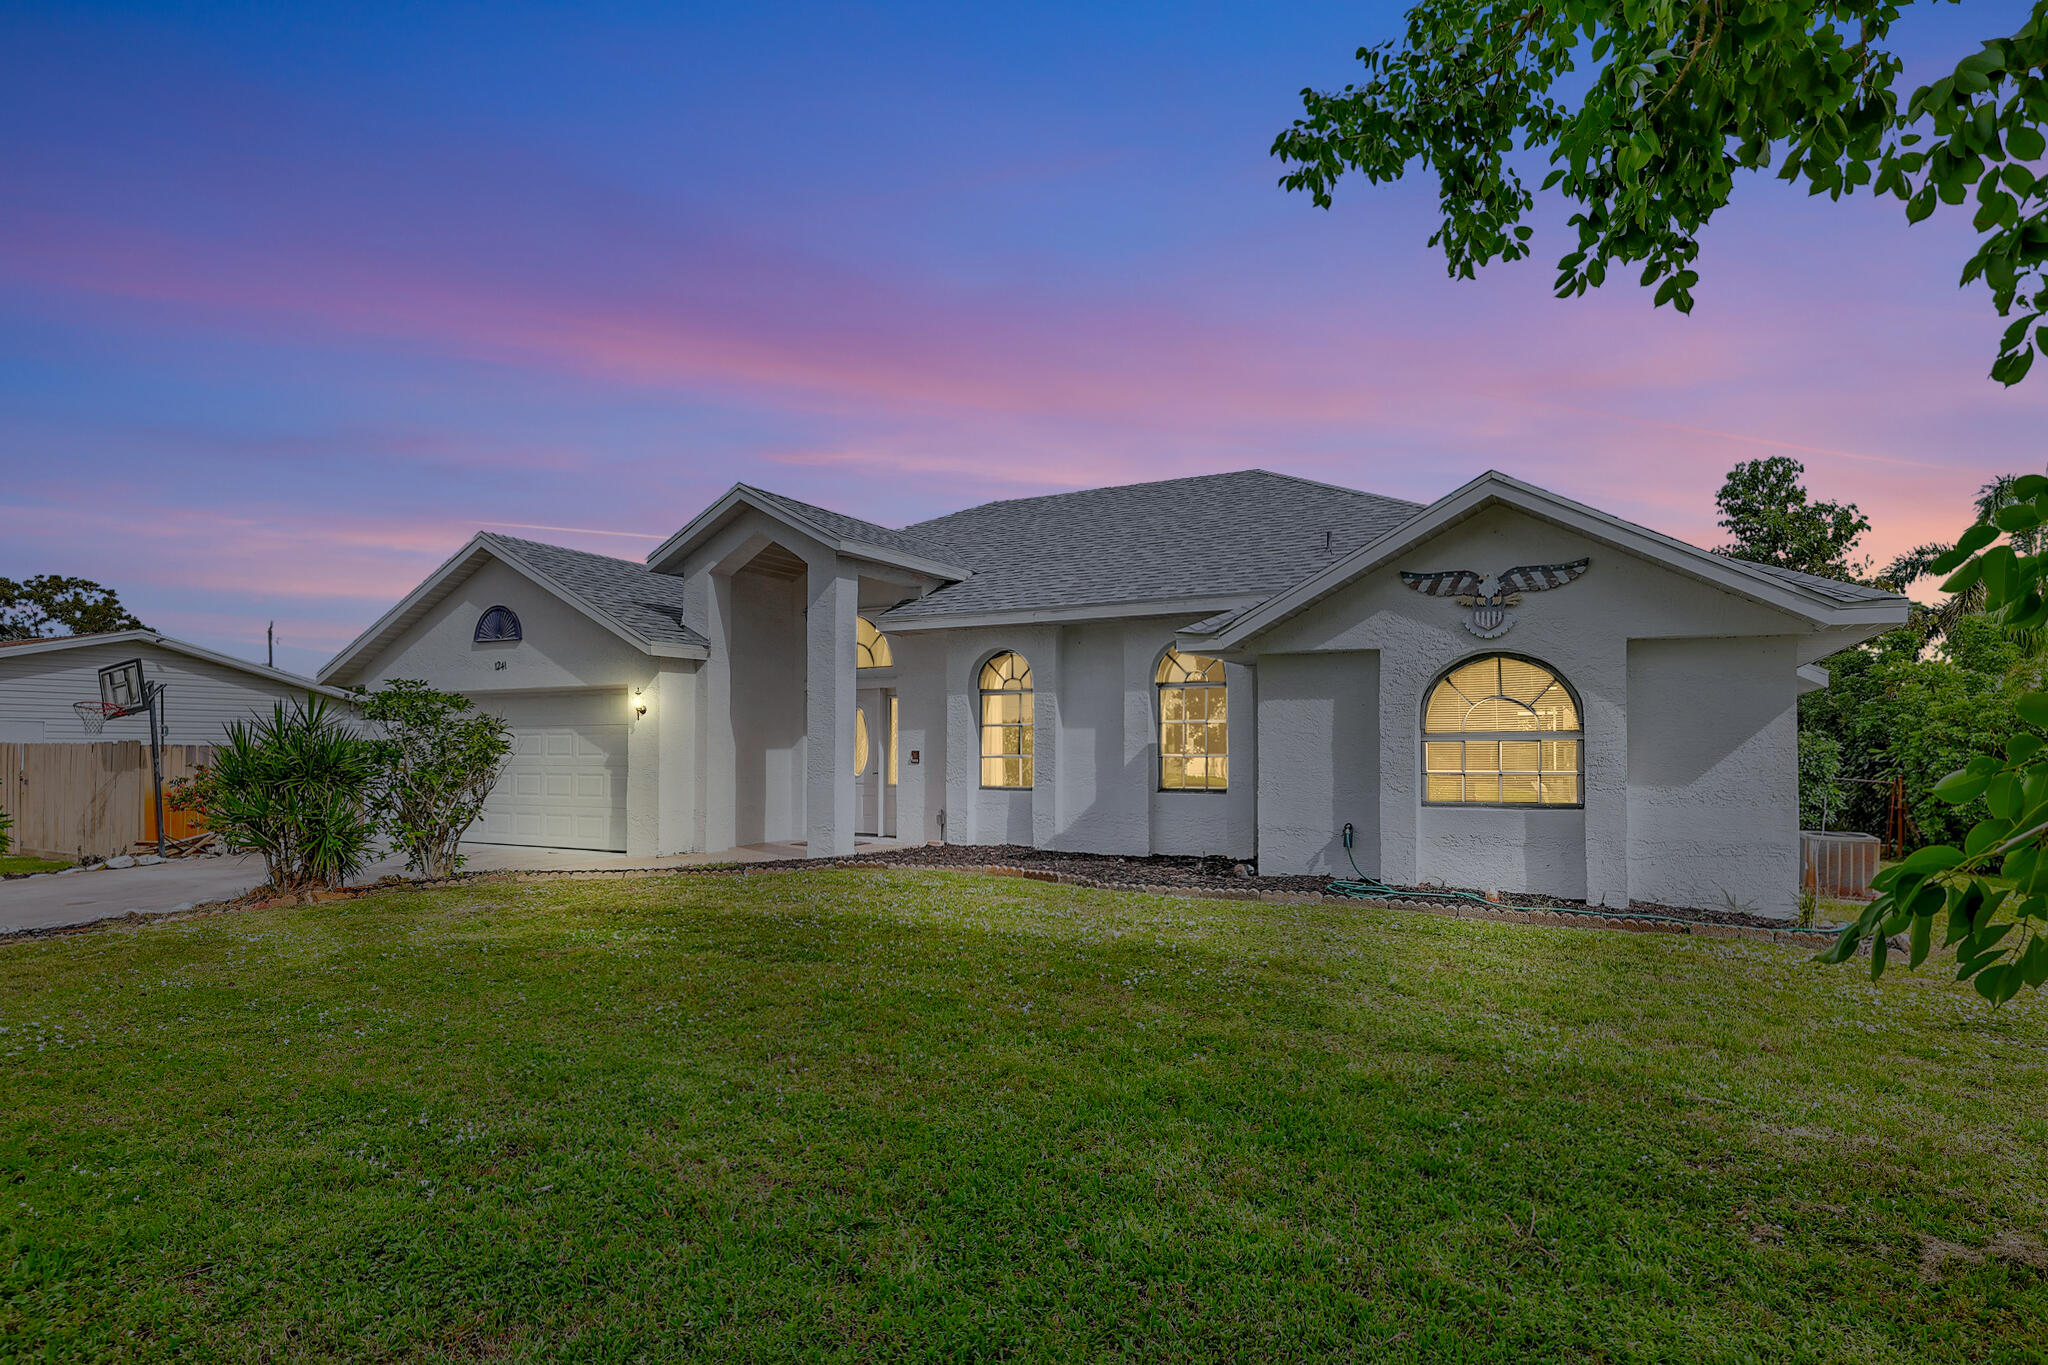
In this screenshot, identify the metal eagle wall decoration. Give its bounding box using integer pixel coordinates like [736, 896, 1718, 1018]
[1399, 558, 1591, 639]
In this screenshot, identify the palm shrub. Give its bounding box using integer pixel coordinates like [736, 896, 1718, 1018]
[359, 680, 512, 879]
[193, 698, 380, 901]
[0, 804, 12, 856]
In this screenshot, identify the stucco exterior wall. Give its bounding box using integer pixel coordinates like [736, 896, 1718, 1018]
[1627, 635, 1801, 917]
[0, 640, 337, 746]
[727, 569, 808, 846]
[1243, 503, 1815, 910]
[339, 556, 676, 856]
[1253, 651, 1380, 877]
[349, 559, 657, 695]
[918, 617, 1254, 859]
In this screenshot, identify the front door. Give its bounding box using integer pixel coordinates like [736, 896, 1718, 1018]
[855, 687, 890, 837]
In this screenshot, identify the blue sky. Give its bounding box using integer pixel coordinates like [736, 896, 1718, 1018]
[2, 1, 2041, 673]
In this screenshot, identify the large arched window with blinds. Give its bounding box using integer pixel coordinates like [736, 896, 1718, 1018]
[978, 651, 1034, 788]
[1422, 655, 1581, 806]
[1156, 648, 1227, 790]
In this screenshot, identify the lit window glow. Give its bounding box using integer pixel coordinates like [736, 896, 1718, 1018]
[857, 617, 893, 668]
[1422, 655, 1581, 805]
[978, 651, 1033, 788]
[1155, 648, 1227, 790]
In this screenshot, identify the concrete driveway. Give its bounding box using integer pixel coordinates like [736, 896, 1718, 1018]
[0, 839, 904, 935]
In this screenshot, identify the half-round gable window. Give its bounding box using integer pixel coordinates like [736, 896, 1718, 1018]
[474, 605, 523, 643]
[1422, 654, 1581, 805]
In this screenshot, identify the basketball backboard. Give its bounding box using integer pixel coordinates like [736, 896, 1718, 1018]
[98, 658, 148, 712]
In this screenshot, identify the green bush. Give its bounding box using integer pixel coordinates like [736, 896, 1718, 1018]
[186, 698, 379, 901]
[359, 680, 513, 880]
[0, 803, 12, 856]
[1797, 730, 1847, 831]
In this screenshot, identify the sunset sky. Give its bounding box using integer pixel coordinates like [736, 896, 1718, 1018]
[4, 2, 2043, 675]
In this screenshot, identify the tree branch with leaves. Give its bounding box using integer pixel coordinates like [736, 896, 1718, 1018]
[1273, 1, 2048, 383]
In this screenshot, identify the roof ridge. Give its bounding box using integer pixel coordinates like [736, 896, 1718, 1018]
[902, 467, 1414, 529]
[478, 529, 649, 571]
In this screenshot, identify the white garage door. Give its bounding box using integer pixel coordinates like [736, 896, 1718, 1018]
[475, 713, 628, 852]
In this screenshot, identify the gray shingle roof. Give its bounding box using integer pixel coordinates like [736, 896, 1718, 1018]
[483, 533, 707, 649]
[1726, 558, 1909, 605]
[879, 470, 1423, 623]
[738, 485, 967, 568]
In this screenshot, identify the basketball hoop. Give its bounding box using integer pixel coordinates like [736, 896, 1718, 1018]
[73, 700, 131, 735]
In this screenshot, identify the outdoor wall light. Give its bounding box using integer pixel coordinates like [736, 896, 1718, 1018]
[633, 689, 647, 716]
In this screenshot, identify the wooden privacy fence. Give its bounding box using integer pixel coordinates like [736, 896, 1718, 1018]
[0, 742, 213, 861]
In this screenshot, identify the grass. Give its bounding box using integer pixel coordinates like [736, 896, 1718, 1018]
[0, 855, 70, 876]
[3, 870, 2046, 1363]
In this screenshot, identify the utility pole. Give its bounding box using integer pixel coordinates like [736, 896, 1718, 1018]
[267, 621, 275, 669]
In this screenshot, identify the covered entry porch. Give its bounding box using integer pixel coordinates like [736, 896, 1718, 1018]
[663, 488, 959, 859]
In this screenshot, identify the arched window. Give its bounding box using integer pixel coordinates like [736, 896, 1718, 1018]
[978, 651, 1033, 788]
[857, 616, 893, 669]
[474, 605, 522, 643]
[1156, 648, 1227, 790]
[1423, 655, 1581, 806]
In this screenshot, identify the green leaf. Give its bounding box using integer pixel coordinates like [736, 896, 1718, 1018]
[2008, 124, 2047, 161]
[2017, 693, 2048, 728]
[1941, 556, 1985, 597]
[1997, 504, 2044, 534]
[1894, 844, 1966, 877]
[1987, 774, 2023, 821]
[1909, 912, 1933, 969]
[1965, 817, 2015, 858]
[2022, 936, 2048, 989]
[1934, 768, 1994, 805]
[1871, 928, 1890, 980]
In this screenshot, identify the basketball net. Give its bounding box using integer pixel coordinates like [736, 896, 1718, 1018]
[73, 701, 130, 735]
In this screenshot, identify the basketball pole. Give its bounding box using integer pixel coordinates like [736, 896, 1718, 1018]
[146, 683, 166, 858]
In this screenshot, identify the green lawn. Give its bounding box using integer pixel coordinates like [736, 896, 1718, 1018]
[3, 870, 2045, 1363]
[0, 855, 70, 876]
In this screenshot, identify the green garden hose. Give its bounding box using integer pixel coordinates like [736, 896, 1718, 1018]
[1320, 821, 1838, 935]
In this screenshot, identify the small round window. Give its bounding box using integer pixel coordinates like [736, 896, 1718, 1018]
[474, 606, 522, 642]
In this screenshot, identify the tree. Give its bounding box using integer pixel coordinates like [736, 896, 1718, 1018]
[0, 574, 149, 640]
[1272, 2, 2048, 383]
[358, 680, 513, 880]
[177, 698, 381, 902]
[1824, 478, 2048, 1000]
[1714, 457, 1871, 581]
[1883, 471, 2047, 647]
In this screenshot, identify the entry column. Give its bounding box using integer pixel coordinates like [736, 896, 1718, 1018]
[804, 556, 859, 857]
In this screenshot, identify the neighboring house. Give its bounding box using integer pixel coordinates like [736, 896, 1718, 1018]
[0, 630, 347, 745]
[320, 470, 1907, 917]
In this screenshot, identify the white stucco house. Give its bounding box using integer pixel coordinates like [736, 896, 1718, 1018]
[319, 470, 1907, 917]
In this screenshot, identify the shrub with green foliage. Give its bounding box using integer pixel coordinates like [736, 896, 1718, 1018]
[1797, 730, 1847, 831]
[359, 680, 513, 880]
[0, 803, 12, 856]
[182, 698, 380, 901]
[1801, 613, 2044, 846]
[1828, 474, 2048, 1000]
